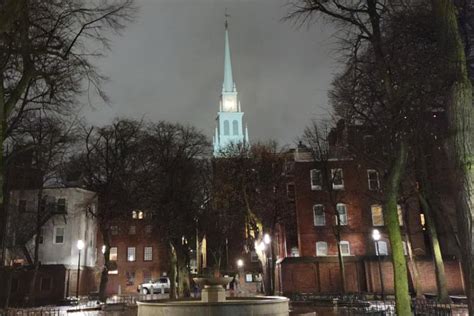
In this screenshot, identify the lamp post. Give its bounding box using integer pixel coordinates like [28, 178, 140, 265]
[263, 234, 272, 295]
[76, 240, 84, 299]
[372, 229, 384, 300]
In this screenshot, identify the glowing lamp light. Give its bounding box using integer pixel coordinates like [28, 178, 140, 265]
[255, 241, 266, 252]
[263, 233, 271, 245]
[372, 229, 381, 241]
[77, 239, 85, 250]
[236, 259, 244, 268]
[101, 245, 106, 254]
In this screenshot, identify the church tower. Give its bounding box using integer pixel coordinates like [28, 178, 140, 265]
[213, 19, 249, 156]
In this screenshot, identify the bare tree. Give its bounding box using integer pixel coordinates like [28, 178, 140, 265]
[76, 119, 143, 302]
[0, 0, 136, 266]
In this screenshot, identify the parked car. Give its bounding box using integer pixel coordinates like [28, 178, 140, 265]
[137, 277, 171, 294]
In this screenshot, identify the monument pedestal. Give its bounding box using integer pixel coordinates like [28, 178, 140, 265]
[201, 285, 226, 302]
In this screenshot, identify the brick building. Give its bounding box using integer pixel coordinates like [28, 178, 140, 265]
[95, 210, 169, 295]
[276, 121, 464, 296]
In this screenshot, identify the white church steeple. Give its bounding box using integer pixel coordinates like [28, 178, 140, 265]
[213, 16, 249, 156]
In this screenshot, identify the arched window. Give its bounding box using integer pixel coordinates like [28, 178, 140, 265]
[316, 241, 328, 256]
[232, 120, 239, 135]
[223, 120, 230, 135]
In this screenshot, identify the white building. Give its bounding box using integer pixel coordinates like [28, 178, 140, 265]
[6, 187, 98, 269]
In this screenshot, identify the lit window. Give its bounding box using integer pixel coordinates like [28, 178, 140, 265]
[420, 214, 426, 230]
[18, 200, 27, 213]
[132, 210, 137, 219]
[340, 241, 350, 255]
[144, 247, 153, 261]
[316, 241, 328, 256]
[310, 169, 322, 190]
[53, 227, 64, 244]
[111, 226, 118, 235]
[56, 198, 66, 213]
[336, 203, 348, 225]
[109, 247, 118, 261]
[371, 205, 384, 226]
[367, 170, 380, 190]
[397, 205, 404, 226]
[402, 241, 408, 255]
[145, 225, 152, 234]
[375, 241, 388, 256]
[127, 247, 136, 262]
[138, 211, 144, 219]
[331, 169, 344, 190]
[129, 225, 136, 235]
[108, 270, 118, 275]
[313, 205, 325, 226]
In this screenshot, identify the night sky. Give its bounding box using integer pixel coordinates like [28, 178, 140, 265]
[82, 0, 338, 146]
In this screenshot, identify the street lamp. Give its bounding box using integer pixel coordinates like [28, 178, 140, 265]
[263, 233, 271, 245]
[76, 240, 85, 298]
[236, 259, 244, 268]
[372, 230, 384, 300]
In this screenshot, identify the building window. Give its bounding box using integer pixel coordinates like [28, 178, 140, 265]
[331, 169, 344, 190]
[336, 203, 348, 225]
[316, 241, 328, 256]
[223, 120, 230, 136]
[56, 198, 66, 213]
[402, 241, 408, 255]
[109, 247, 118, 261]
[250, 251, 259, 262]
[290, 247, 299, 257]
[375, 240, 388, 256]
[310, 169, 322, 190]
[144, 211, 153, 219]
[420, 213, 426, 230]
[18, 200, 27, 213]
[397, 205, 404, 226]
[340, 241, 350, 255]
[143, 270, 152, 283]
[144, 247, 153, 261]
[145, 225, 153, 234]
[313, 204, 326, 226]
[132, 210, 144, 219]
[367, 170, 380, 190]
[286, 183, 295, 200]
[284, 161, 294, 175]
[125, 271, 135, 286]
[371, 205, 384, 226]
[53, 226, 64, 244]
[127, 247, 136, 262]
[38, 228, 44, 244]
[232, 120, 238, 135]
[40, 277, 52, 292]
[111, 225, 119, 235]
[129, 225, 136, 235]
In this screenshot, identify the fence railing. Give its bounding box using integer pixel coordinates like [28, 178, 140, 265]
[0, 308, 64, 316]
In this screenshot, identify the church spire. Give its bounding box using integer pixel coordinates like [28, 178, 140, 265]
[223, 14, 235, 93]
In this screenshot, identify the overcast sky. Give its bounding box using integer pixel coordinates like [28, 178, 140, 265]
[82, 0, 339, 146]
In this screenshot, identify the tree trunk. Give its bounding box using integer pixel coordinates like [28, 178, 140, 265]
[431, 0, 474, 312]
[4, 267, 12, 309]
[175, 244, 190, 298]
[169, 242, 178, 299]
[98, 224, 111, 302]
[384, 141, 411, 315]
[419, 193, 450, 303]
[334, 224, 346, 294]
